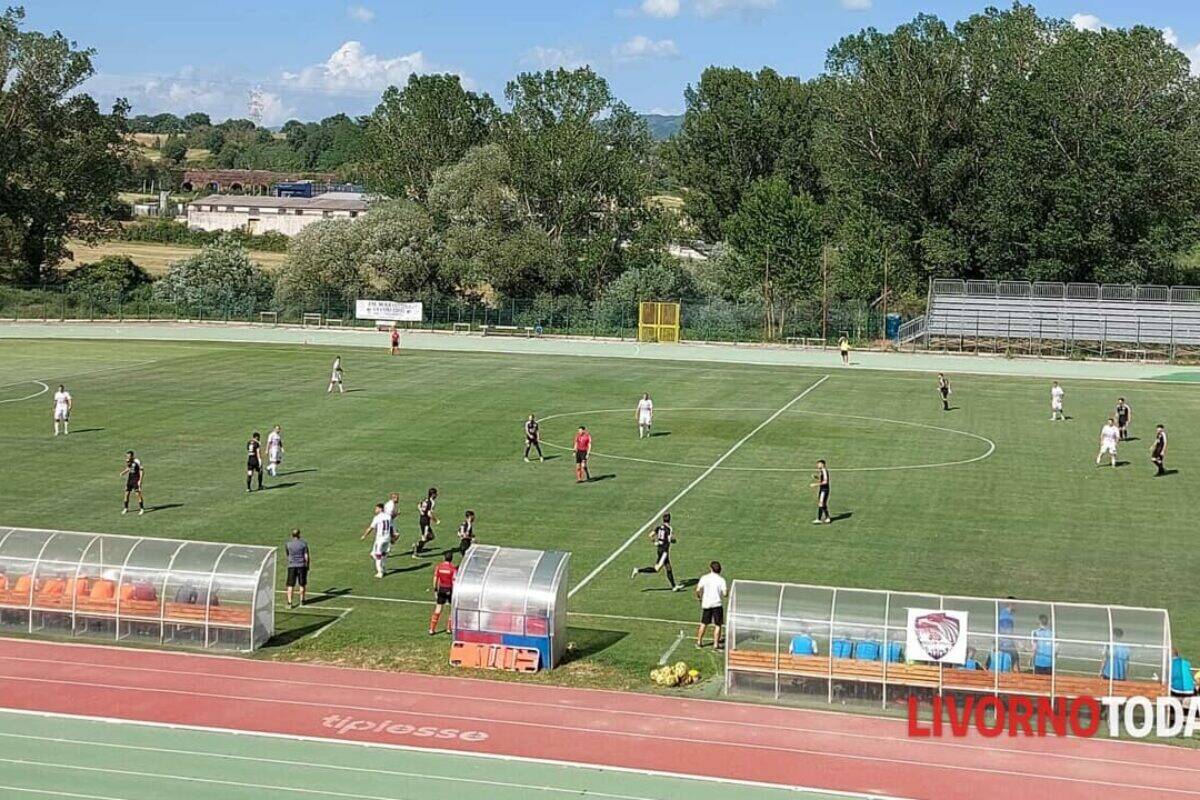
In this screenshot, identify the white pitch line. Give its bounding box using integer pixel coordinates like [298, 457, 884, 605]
[656, 631, 687, 666]
[308, 607, 354, 640]
[568, 375, 830, 598]
[0, 380, 49, 404]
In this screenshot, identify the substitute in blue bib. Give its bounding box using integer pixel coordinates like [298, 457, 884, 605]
[1100, 627, 1130, 682]
[1031, 615, 1054, 675]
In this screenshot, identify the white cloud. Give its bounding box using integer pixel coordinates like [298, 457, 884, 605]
[347, 5, 375, 23]
[282, 41, 427, 92]
[1162, 27, 1200, 75]
[82, 72, 295, 126]
[841, 0, 872, 9]
[641, 0, 681, 18]
[613, 35, 680, 62]
[1070, 13, 1106, 33]
[521, 45, 589, 70]
[694, 0, 777, 18]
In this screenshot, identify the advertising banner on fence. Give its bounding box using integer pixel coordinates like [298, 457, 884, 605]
[355, 300, 423, 323]
[906, 608, 969, 665]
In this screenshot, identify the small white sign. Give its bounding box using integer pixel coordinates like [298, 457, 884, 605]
[355, 300, 423, 322]
[906, 608, 969, 665]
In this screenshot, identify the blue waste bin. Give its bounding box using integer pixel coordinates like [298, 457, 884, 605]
[885, 313, 902, 341]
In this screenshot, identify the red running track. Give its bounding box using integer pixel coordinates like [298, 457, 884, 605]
[0, 638, 1197, 799]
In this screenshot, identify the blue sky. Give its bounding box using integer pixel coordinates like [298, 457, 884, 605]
[26, 0, 1200, 125]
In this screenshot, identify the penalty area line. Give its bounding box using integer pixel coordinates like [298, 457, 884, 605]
[568, 375, 830, 599]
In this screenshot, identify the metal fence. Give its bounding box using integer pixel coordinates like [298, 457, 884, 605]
[0, 285, 898, 347]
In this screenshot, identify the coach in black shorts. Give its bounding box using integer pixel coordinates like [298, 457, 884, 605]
[284, 528, 310, 608]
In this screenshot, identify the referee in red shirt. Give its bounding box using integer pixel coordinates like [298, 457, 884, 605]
[429, 552, 457, 635]
[573, 426, 592, 483]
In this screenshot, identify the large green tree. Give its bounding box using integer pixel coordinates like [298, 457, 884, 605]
[362, 74, 497, 200]
[0, 7, 129, 282]
[500, 67, 655, 296]
[668, 67, 819, 241]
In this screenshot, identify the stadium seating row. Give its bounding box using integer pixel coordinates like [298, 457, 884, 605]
[0, 574, 251, 626]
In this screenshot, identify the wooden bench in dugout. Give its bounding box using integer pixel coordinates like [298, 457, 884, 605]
[726, 649, 1165, 698]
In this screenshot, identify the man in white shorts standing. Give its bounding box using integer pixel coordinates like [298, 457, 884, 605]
[1096, 417, 1120, 467]
[266, 425, 284, 476]
[52, 384, 72, 436]
[1050, 381, 1065, 421]
[361, 502, 392, 578]
[636, 393, 654, 439]
[327, 356, 344, 394]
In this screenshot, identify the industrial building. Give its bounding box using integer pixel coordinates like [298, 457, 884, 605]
[185, 194, 368, 236]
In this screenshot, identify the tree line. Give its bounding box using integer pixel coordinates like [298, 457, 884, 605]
[4, 3, 1200, 330]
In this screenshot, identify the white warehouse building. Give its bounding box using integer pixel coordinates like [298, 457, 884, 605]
[186, 194, 368, 236]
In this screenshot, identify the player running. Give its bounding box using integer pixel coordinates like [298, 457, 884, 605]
[811, 459, 831, 524]
[457, 510, 476, 555]
[574, 426, 592, 482]
[52, 385, 72, 436]
[1050, 382, 1065, 421]
[246, 432, 264, 491]
[1116, 397, 1132, 440]
[1096, 418, 1120, 468]
[121, 451, 145, 515]
[631, 513, 680, 591]
[327, 356, 344, 394]
[266, 426, 284, 476]
[1151, 424, 1168, 476]
[636, 394, 654, 439]
[411, 488, 439, 557]
[361, 502, 392, 578]
[523, 414, 544, 462]
[428, 552, 457, 635]
[937, 374, 951, 411]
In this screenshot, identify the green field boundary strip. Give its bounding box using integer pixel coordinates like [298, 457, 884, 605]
[3, 320, 1200, 384]
[0, 710, 889, 800]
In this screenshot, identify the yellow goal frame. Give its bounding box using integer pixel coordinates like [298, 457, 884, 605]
[638, 301, 681, 343]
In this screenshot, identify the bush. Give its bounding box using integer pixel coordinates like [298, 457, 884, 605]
[154, 235, 274, 316]
[118, 219, 288, 252]
[66, 256, 152, 301]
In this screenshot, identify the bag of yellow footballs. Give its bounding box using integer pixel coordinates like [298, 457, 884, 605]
[650, 661, 701, 687]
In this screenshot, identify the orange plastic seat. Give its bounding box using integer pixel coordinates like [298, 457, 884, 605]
[40, 579, 66, 597]
[13, 575, 32, 597]
[0, 574, 7, 591]
[118, 583, 136, 602]
[65, 578, 90, 598]
[89, 580, 115, 600]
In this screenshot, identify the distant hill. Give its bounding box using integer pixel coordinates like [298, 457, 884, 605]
[641, 114, 683, 141]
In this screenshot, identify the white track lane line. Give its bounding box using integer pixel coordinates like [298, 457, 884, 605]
[568, 375, 829, 598]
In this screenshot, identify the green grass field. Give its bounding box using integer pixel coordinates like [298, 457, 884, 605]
[0, 337, 1195, 694]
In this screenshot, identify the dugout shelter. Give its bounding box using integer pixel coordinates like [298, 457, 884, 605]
[725, 580, 1170, 708]
[0, 526, 275, 652]
[451, 545, 570, 672]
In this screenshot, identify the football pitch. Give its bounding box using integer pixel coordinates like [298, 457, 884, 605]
[0, 337, 1196, 692]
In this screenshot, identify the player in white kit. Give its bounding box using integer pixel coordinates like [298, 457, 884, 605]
[361, 502, 392, 578]
[636, 393, 654, 439]
[1050, 382, 1065, 421]
[266, 425, 284, 476]
[1096, 418, 1120, 467]
[52, 385, 72, 436]
[383, 492, 399, 542]
[327, 356, 344, 394]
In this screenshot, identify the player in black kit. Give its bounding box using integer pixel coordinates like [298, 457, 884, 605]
[121, 451, 145, 515]
[811, 459, 831, 523]
[937, 374, 951, 411]
[1116, 397, 1132, 440]
[246, 432, 264, 492]
[1151, 425, 1167, 476]
[411, 487, 439, 557]
[523, 414, 544, 462]
[457, 510, 476, 555]
[631, 513, 680, 591]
